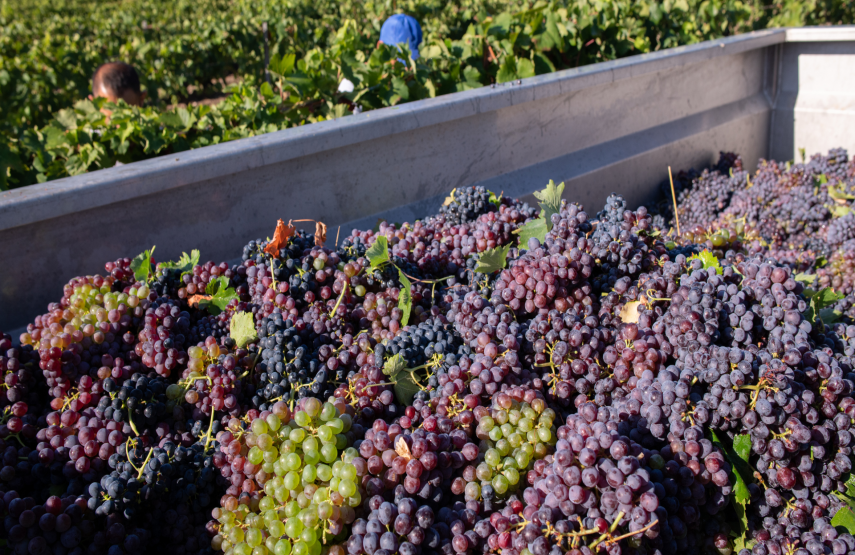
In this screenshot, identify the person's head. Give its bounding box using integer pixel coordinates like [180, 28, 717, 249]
[379, 14, 422, 60]
[92, 62, 146, 106]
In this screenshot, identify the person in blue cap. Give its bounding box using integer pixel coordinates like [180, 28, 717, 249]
[338, 13, 423, 110]
[379, 13, 422, 61]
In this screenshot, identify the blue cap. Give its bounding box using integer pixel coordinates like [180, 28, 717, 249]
[379, 14, 422, 60]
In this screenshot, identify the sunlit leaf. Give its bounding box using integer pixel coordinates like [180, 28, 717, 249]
[513, 217, 548, 247]
[230, 311, 257, 348]
[474, 244, 510, 274]
[366, 235, 391, 270]
[398, 269, 412, 327]
[130, 246, 156, 283]
[383, 353, 407, 377]
[688, 249, 722, 275]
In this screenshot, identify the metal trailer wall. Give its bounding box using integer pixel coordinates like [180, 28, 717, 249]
[1, 27, 854, 332]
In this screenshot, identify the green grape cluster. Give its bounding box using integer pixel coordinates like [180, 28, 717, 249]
[212, 398, 360, 555]
[470, 394, 557, 498]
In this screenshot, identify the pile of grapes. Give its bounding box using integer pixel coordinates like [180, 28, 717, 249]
[4, 148, 855, 555]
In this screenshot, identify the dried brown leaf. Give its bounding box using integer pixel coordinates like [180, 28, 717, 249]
[619, 301, 641, 324]
[188, 294, 212, 308]
[315, 221, 328, 247]
[395, 435, 412, 461]
[442, 188, 457, 207]
[264, 219, 296, 256]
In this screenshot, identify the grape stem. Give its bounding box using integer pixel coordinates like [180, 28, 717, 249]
[668, 166, 681, 236]
[329, 281, 350, 318]
[6, 433, 26, 447]
[202, 405, 216, 452]
[127, 409, 140, 437]
[599, 516, 660, 548]
[588, 511, 625, 549]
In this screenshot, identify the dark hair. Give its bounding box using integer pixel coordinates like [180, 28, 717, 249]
[92, 62, 141, 97]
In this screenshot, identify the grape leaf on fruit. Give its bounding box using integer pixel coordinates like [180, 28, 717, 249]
[488, 190, 502, 207]
[820, 307, 843, 324]
[264, 219, 296, 256]
[392, 370, 421, 406]
[732, 534, 755, 552]
[828, 184, 855, 202]
[710, 430, 752, 505]
[398, 269, 413, 327]
[794, 272, 816, 285]
[533, 180, 564, 229]
[833, 475, 855, 510]
[366, 235, 391, 270]
[688, 249, 721, 275]
[230, 311, 257, 348]
[845, 474, 855, 495]
[130, 246, 156, 283]
[804, 287, 844, 309]
[733, 434, 752, 465]
[829, 203, 851, 218]
[160, 249, 200, 275]
[513, 217, 548, 247]
[383, 353, 407, 377]
[201, 276, 237, 315]
[619, 301, 641, 324]
[832, 506, 855, 535]
[474, 244, 510, 274]
[205, 276, 226, 296]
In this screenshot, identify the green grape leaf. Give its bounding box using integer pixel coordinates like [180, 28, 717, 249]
[733, 434, 752, 465]
[474, 244, 511, 275]
[732, 534, 755, 552]
[392, 370, 421, 406]
[230, 311, 257, 348]
[815, 287, 845, 308]
[383, 353, 407, 377]
[513, 217, 548, 247]
[710, 430, 752, 505]
[398, 269, 412, 327]
[201, 276, 237, 315]
[794, 272, 816, 285]
[820, 308, 843, 324]
[496, 55, 518, 83]
[817, 255, 829, 268]
[488, 190, 502, 207]
[828, 184, 855, 201]
[834, 491, 855, 511]
[533, 180, 564, 230]
[688, 249, 722, 275]
[49, 484, 66, 497]
[130, 246, 156, 283]
[845, 474, 855, 496]
[712, 429, 752, 538]
[815, 174, 829, 186]
[832, 506, 855, 535]
[366, 235, 390, 270]
[160, 249, 200, 275]
[829, 204, 851, 218]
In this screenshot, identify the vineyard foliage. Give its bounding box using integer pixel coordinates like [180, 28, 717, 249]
[1, 0, 854, 188]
